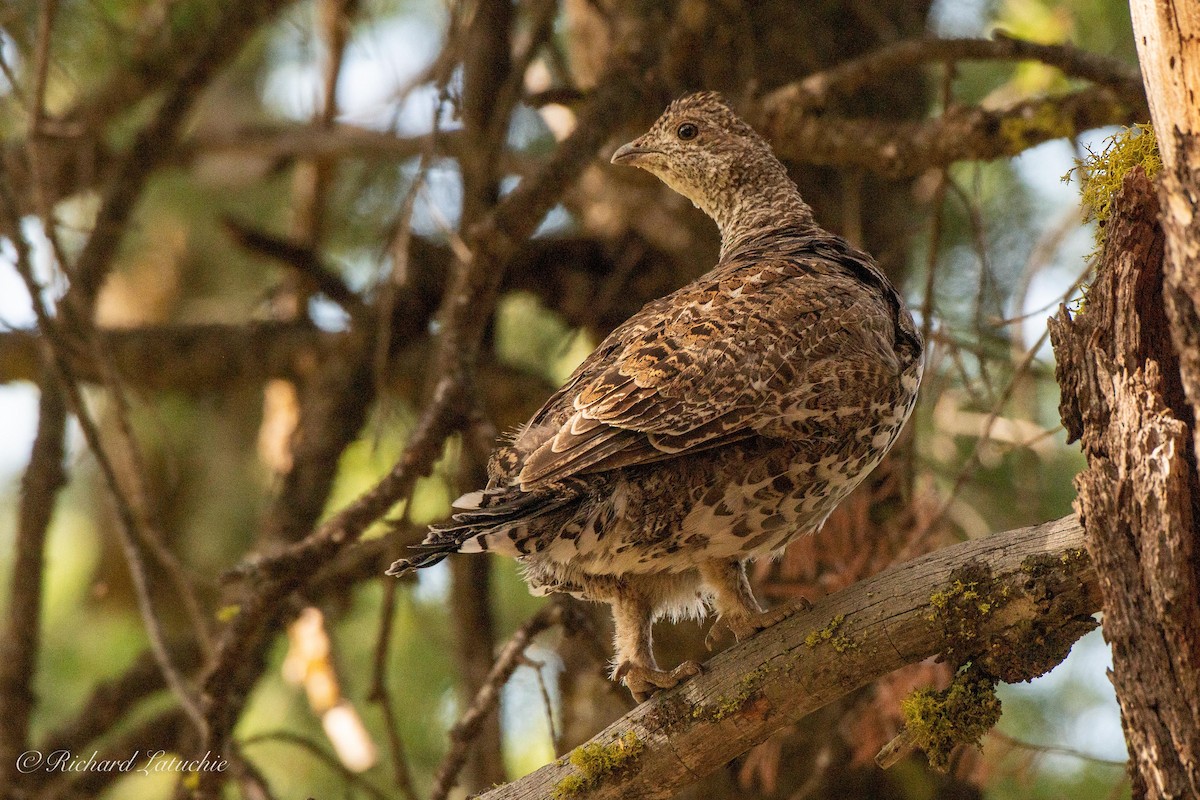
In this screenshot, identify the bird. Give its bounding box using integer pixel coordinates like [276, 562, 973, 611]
[389, 91, 923, 702]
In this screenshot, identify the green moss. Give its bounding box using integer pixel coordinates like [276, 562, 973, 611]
[552, 731, 644, 798]
[1064, 123, 1162, 248]
[901, 670, 1002, 772]
[803, 613, 855, 652]
[554, 774, 586, 797]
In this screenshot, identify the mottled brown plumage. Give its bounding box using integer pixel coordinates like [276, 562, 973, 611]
[390, 92, 923, 700]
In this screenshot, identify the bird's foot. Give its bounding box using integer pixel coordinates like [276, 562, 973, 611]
[705, 597, 815, 650]
[614, 660, 702, 703]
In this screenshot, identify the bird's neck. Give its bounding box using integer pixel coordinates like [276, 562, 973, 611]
[711, 167, 816, 260]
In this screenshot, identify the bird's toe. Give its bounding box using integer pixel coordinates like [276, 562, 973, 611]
[616, 660, 702, 702]
[720, 598, 815, 642]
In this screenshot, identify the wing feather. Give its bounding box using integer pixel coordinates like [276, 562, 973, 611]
[508, 261, 837, 489]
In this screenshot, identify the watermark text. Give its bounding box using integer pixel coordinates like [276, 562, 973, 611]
[16, 749, 227, 777]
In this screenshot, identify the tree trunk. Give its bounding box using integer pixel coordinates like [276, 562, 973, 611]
[1049, 163, 1200, 798]
[1048, 3, 1200, 797]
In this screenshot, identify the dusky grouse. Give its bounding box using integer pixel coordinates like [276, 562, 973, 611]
[390, 91, 923, 701]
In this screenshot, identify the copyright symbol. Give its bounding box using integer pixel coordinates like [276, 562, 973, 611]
[17, 750, 43, 773]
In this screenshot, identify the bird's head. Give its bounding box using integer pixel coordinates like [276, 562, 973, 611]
[611, 91, 778, 218]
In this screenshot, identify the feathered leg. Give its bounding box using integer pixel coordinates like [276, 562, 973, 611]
[609, 593, 700, 702]
[699, 559, 812, 649]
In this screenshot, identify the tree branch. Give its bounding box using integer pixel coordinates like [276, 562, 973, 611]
[761, 34, 1144, 115]
[67, 0, 296, 316]
[432, 603, 567, 800]
[759, 86, 1143, 179]
[476, 515, 1097, 800]
[0, 234, 685, 390]
[0, 371, 67, 792]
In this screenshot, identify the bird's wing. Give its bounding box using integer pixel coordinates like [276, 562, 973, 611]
[513, 264, 842, 489]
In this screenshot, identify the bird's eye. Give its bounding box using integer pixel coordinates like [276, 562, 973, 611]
[676, 122, 699, 141]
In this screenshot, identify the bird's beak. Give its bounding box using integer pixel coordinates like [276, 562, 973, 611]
[611, 140, 658, 166]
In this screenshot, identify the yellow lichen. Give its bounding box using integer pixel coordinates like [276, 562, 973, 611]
[925, 563, 1012, 667]
[690, 664, 776, 722]
[693, 694, 748, 722]
[999, 102, 1076, 152]
[552, 731, 644, 798]
[803, 613, 854, 651]
[901, 670, 1002, 772]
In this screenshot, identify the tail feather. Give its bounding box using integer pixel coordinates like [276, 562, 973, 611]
[386, 483, 583, 576]
[385, 548, 454, 575]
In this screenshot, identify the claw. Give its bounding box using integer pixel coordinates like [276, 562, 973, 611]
[616, 660, 702, 702]
[704, 625, 721, 652]
[711, 597, 815, 645]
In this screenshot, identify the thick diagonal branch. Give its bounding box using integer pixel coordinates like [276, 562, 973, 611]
[477, 515, 1096, 800]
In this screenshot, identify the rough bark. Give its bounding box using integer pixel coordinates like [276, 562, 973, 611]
[475, 515, 1097, 800]
[1130, 0, 1200, 470]
[1049, 166, 1200, 799]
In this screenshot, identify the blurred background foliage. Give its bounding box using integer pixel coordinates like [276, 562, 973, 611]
[0, 0, 1145, 797]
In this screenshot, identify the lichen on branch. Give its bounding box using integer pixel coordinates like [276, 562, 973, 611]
[900, 668, 1002, 772]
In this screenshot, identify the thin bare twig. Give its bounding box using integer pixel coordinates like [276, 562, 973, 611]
[431, 603, 566, 800]
[526, 655, 561, 753]
[373, 96, 441, 409]
[944, 176, 1000, 393]
[367, 575, 420, 800]
[988, 730, 1127, 768]
[907, 323, 1054, 552]
[908, 63, 954, 501]
[994, 256, 1093, 328]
